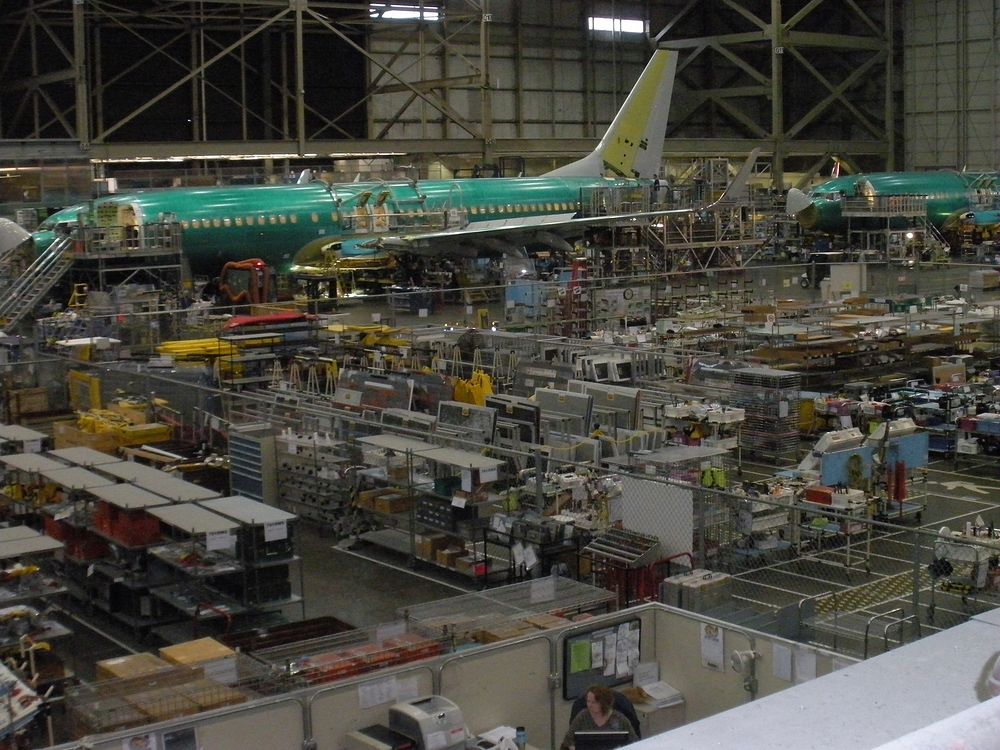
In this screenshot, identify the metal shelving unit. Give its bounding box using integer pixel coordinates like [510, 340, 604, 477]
[227, 423, 277, 505]
[731, 366, 802, 465]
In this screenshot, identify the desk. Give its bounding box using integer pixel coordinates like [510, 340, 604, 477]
[633, 700, 686, 735]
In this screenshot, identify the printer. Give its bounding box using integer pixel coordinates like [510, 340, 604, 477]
[388, 695, 467, 750]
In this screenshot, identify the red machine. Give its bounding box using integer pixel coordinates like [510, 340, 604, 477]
[218, 258, 274, 304]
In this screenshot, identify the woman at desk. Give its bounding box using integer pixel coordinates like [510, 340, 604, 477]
[560, 685, 638, 750]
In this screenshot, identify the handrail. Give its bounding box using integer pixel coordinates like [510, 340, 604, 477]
[797, 589, 834, 627]
[883, 613, 921, 654]
[864, 608, 904, 658]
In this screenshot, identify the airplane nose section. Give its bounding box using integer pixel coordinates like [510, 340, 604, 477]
[785, 188, 819, 229]
[0, 219, 31, 256]
[785, 188, 812, 216]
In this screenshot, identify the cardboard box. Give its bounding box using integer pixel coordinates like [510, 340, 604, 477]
[96, 653, 172, 682]
[374, 492, 411, 515]
[125, 686, 200, 722]
[160, 637, 238, 684]
[356, 487, 404, 511]
[8, 387, 48, 419]
[174, 679, 249, 710]
[519, 613, 570, 631]
[477, 622, 537, 644]
[435, 546, 463, 567]
[415, 532, 453, 560]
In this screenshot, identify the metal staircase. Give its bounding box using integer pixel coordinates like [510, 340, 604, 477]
[0, 233, 75, 328]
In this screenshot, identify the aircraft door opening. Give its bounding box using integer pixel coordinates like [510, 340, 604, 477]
[446, 184, 468, 229]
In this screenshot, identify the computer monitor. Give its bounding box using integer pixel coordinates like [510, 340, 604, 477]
[574, 730, 632, 750]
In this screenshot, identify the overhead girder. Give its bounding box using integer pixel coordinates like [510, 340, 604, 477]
[651, 0, 898, 187]
[0, 0, 896, 188]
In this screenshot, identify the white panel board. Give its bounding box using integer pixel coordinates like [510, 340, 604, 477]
[619, 476, 693, 557]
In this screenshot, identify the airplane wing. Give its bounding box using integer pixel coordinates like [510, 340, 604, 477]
[368, 204, 715, 259]
[377, 149, 761, 257]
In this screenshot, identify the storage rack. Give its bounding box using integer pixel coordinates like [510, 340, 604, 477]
[731, 366, 802, 465]
[0, 424, 48, 455]
[582, 528, 662, 607]
[145, 503, 264, 641]
[354, 433, 509, 582]
[0, 452, 71, 516]
[216, 316, 320, 391]
[274, 430, 352, 526]
[93, 461, 221, 503]
[47, 446, 124, 468]
[198, 495, 304, 614]
[228, 422, 278, 505]
[63, 482, 177, 634]
[0, 528, 67, 653]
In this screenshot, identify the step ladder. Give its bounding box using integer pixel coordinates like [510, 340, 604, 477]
[0, 233, 75, 328]
[67, 283, 88, 309]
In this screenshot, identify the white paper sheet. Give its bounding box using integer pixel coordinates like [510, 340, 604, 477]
[591, 639, 604, 670]
[633, 661, 659, 687]
[700, 623, 725, 673]
[603, 634, 617, 676]
[772, 643, 792, 682]
[512, 542, 525, 568]
[263, 520, 287, 542]
[395, 676, 420, 702]
[523, 545, 539, 571]
[640, 681, 683, 706]
[794, 647, 817, 683]
[205, 530, 234, 552]
[358, 677, 397, 708]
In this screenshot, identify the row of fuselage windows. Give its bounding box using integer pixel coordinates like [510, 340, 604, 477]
[178, 201, 581, 230]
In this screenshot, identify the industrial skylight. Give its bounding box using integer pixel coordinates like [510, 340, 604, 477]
[370, 3, 440, 20]
[588, 16, 646, 34]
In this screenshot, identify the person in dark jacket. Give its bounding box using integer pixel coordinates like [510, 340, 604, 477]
[561, 685, 639, 750]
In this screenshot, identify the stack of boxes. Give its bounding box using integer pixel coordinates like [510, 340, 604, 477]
[43, 507, 109, 561]
[159, 637, 239, 685]
[355, 487, 411, 515]
[69, 642, 250, 738]
[92, 501, 162, 547]
[291, 633, 445, 686]
[660, 569, 733, 613]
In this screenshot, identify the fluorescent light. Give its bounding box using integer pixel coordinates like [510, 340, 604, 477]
[588, 16, 646, 34]
[371, 3, 440, 20]
[89, 152, 408, 164]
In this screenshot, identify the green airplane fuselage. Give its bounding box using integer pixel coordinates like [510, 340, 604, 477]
[33, 175, 646, 277]
[800, 171, 1000, 232]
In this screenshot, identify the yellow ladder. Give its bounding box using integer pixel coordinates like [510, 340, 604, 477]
[67, 283, 88, 308]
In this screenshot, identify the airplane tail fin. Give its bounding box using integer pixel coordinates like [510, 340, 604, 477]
[296, 169, 313, 184]
[716, 148, 760, 203]
[544, 49, 678, 179]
